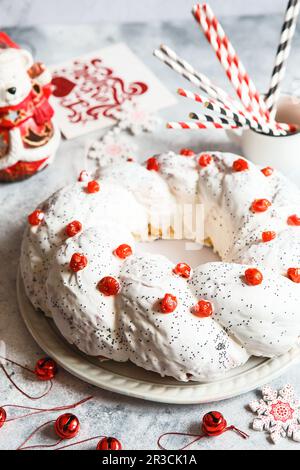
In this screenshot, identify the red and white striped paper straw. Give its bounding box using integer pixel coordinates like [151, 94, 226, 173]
[168, 119, 289, 135]
[178, 87, 291, 134]
[166, 120, 240, 130]
[192, 3, 270, 121]
[178, 87, 253, 126]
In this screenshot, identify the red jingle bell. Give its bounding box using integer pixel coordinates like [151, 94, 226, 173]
[96, 437, 122, 450]
[55, 413, 80, 440]
[157, 410, 249, 450]
[202, 411, 227, 436]
[0, 407, 7, 429]
[35, 357, 57, 381]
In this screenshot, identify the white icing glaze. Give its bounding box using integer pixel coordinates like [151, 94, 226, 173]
[119, 253, 248, 381]
[196, 152, 300, 272]
[188, 262, 300, 357]
[21, 180, 148, 315]
[21, 152, 300, 381]
[99, 161, 177, 223]
[46, 225, 134, 360]
[151, 151, 199, 203]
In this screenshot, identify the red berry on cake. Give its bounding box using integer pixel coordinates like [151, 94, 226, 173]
[78, 170, 90, 182]
[28, 210, 44, 226]
[69, 253, 88, 272]
[146, 157, 160, 172]
[251, 199, 271, 213]
[86, 180, 100, 193]
[287, 268, 300, 283]
[180, 148, 195, 157]
[261, 167, 274, 177]
[160, 293, 177, 313]
[287, 214, 300, 226]
[173, 262, 191, 278]
[244, 268, 263, 286]
[113, 244, 133, 259]
[65, 220, 82, 237]
[232, 158, 249, 172]
[192, 300, 213, 317]
[97, 276, 120, 296]
[198, 154, 212, 167]
[262, 231, 276, 243]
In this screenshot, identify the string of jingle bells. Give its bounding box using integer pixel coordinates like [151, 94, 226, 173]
[0, 353, 122, 450]
[17, 413, 122, 450]
[157, 411, 249, 450]
[0, 396, 93, 429]
[0, 353, 248, 450]
[0, 354, 57, 399]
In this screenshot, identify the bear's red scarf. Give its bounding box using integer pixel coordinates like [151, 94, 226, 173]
[0, 83, 54, 130]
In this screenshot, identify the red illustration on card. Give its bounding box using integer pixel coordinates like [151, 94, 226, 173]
[52, 57, 148, 125]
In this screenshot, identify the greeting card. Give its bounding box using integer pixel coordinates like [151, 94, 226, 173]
[50, 43, 176, 139]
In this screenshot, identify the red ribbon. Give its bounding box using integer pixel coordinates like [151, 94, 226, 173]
[2, 396, 93, 424]
[16, 396, 93, 450]
[157, 425, 249, 450]
[0, 355, 52, 400]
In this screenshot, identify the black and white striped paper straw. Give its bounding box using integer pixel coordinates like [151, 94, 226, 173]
[178, 88, 288, 135]
[265, 0, 300, 116]
[159, 44, 232, 104]
[178, 88, 262, 128]
[188, 111, 288, 136]
[189, 112, 245, 128]
[154, 45, 245, 113]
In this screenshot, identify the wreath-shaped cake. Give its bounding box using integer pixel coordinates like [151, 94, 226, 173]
[21, 151, 300, 381]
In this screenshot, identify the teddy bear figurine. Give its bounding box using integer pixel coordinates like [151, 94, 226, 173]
[0, 32, 60, 182]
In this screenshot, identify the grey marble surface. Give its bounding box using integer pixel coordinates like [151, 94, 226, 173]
[0, 16, 300, 451]
[0, 0, 289, 26]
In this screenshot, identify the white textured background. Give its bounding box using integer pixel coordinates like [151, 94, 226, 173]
[0, 0, 291, 26]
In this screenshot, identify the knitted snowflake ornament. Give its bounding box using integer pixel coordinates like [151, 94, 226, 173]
[249, 384, 300, 444]
[87, 133, 137, 167]
[87, 100, 159, 171]
[110, 100, 160, 135]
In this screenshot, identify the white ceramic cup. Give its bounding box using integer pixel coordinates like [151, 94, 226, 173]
[227, 94, 300, 184]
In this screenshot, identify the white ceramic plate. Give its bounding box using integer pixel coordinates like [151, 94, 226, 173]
[17, 269, 300, 404]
